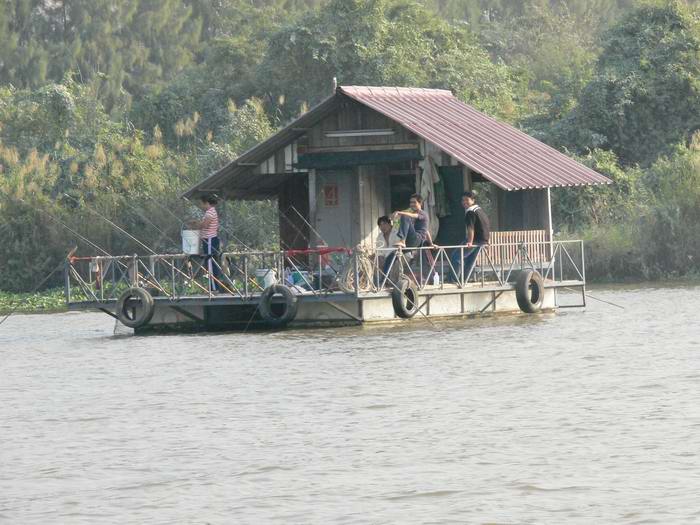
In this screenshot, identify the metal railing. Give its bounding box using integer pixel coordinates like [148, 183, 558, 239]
[64, 240, 586, 304]
[372, 239, 585, 292]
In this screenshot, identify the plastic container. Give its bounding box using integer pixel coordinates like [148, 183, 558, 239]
[292, 271, 311, 286]
[182, 230, 200, 255]
[255, 269, 277, 289]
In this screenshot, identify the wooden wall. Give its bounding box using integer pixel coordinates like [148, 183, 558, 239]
[356, 165, 390, 248]
[308, 99, 419, 151]
[254, 98, 419, 177]
[496, 188, 549, 231]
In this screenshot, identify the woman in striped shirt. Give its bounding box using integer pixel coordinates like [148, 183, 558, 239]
[192, 195, 221, 291]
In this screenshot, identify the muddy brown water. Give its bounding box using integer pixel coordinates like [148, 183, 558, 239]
[1, 284, 700, 524]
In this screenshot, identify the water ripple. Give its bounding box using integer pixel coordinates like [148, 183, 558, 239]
[1, 284, 700, 523]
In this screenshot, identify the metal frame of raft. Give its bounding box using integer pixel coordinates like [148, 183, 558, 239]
[64, 239, 588, 332]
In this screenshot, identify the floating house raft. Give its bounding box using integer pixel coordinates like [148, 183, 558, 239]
[65, 86, 610, 332]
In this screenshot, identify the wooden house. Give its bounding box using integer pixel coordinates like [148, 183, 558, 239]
[185, 86, 609, 251]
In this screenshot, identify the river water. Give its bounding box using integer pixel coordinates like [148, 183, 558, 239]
[1, 284, 700, 524]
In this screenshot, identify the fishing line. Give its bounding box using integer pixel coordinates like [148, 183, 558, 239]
[63, 194, 160, 255]
[563, 287, 626, 309]
[0, 248, 76, 328]
[107, 191, 180, 247]
[1, 194, 112, 256]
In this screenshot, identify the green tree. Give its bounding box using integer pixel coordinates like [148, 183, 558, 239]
[551, 2, 700, 166]
[481, 2, 598, 124]
[0, 0, 202, 112]
[256, 0, 522, 122]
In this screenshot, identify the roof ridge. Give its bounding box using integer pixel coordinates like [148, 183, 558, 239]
[340, 85, 453, 96]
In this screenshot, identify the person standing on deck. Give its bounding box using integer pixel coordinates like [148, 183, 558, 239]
[191, 195, 221, 292]
[450, 191, 490, 282]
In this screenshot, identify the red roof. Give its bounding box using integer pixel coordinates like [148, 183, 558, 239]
[185, 85, 609, 198]
[340, 86, 610, 190]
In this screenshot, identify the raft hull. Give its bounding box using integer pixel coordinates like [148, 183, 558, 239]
[68, 281, 581, 333]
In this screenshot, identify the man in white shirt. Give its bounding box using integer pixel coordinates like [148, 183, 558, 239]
[375, 215, 412, 285]
[375, 215, 399, 272]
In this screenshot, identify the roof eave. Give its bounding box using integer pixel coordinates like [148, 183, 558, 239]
[182, 91, 341, 199]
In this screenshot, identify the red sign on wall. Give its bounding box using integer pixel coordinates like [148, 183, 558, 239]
[323, 184, 339, 207]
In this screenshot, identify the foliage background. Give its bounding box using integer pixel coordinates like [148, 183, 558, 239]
[2, 0, 700, 291]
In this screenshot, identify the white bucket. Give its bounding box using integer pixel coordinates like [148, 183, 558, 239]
[255, 269, 277, 288]
[182, 230, 200, 255]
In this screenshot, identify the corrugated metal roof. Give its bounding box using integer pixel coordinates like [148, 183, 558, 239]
[184, 85, 609, 198]
[339, 86, 610, 190]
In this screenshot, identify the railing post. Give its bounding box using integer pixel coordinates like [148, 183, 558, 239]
[353, 248, 360, 298]
[64, 259, 71, 304]
[131, 254, 138, 287]
[243, 255, 249, 298]
[580, 240, 587, 307]
[500, 244, 505, 284]
[481, 247, 485, 287]
[318, 252, 322, 292]
[559, 243, 563, 282]
[99, 258, 104, 302]
[279, 253, 284, 290]
[171, 257, 176, 297]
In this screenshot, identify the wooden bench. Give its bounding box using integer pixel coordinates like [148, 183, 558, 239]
[477, 230, 552, 269]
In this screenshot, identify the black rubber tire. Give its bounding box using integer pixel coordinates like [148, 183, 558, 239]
[116, 287, 155, 328]
[391, 279, 420, 319]
[259, 284, 298, 326]
[515, 270, 545, 313]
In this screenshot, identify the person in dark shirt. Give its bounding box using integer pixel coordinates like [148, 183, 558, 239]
[451, 191, 491, 282]
[383, 194, 434, 283]
[391, 193, 431, 248]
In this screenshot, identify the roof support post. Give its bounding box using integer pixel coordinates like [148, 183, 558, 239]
[308, 168, 318, 246]
[462, 165, 472, 193]
[547, 186, 554, 260]
[546, 187, 553, 242]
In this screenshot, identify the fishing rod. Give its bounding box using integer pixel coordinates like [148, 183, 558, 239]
[289, 205, 332, 248]
[63, 194, 157, 255]
[147, 193, 189, 225]
[0, 194, 169, 300]
[106, 190, 180, 247]
[40, 195, 173, 294]
[63, 193, 245, 295]
[118, 193, 280, 293]
[148, 193, 295, 291]
[1, 194, 113, 257]
[0, 247, 77, 328]
[148, 193, 254, 251]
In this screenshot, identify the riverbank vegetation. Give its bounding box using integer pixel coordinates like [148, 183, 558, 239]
[2, 0, 700, 297]
[0, 288, 66, 314]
